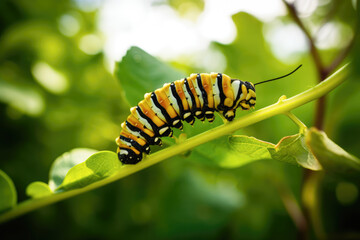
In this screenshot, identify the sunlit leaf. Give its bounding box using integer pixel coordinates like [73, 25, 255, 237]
[57, 151, 120, 191]
[306, 128, 360, 179]
[115, 46, 184, 106]
[48, 148, 98, 191]
[0, 170, 17, 213]
[26, 181, 52, 199]
[269, 133, 322, 171]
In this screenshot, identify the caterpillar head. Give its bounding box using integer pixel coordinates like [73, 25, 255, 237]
[222, 80, 256, 121]
[227, 65, 303, 119]
[239, 81, 256, 110]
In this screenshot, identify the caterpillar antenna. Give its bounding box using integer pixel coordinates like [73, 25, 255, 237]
[254, 64, 302, 86]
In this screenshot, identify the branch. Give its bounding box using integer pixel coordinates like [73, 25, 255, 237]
[273, 179, 308, 239]
[325, 32, 357, 75]
[0, 63, 350, 224]
[282, 0, 325, 79]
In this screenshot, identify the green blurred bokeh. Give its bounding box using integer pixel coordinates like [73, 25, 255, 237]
[0, 0, 359, 239]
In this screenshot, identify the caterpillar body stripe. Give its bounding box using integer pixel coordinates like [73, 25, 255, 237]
[116, 72, 256, 164]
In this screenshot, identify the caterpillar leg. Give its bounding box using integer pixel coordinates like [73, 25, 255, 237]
[223, 109, 235, 121]
[204, 110, 215, 122]
[183, 111, 195, 125]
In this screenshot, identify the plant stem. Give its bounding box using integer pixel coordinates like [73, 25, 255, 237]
[273, 179, 308, 240]
[285, 112, 308, 133]
[0, 63, 349, 224]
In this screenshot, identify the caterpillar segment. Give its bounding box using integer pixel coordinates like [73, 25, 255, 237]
[117, 73, 257, 164]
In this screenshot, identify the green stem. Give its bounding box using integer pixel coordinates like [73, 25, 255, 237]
[285, 111, 308, 133]
[0, 63, 349, 224]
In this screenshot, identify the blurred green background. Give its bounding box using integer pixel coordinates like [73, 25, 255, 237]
[0, 0, 359, 239]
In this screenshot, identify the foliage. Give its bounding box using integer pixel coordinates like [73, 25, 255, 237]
[0, 0, 359, 239]
[0, 46, 357, 232]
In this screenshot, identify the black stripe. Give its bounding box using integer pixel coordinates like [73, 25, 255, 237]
[170, 82, 185, 118]
[197, 74, 208, 107]
[196, 74, 215, 121]
[249, 96, 256, 107]
[205, 112, 214, 119]
[217, 73, 226, 111]
[125, 121, 159, 145]
[190, 74, 204, 120]
[197, 74, 212, 121]
[244, 81, 253, 92]
[151, 92, 173, 124]
[136, 106, 161, 136]
[184, 78, 196, 113]
[120, 135, 143, 153]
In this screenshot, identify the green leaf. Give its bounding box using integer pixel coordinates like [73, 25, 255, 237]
[115, 46, 184, 106]
[48, 148, 98, 190]
[26, 181, 52, 199]
[215, 135, 274, 168]
[230, 135, 274, 155]
[0, 170, 17, 213]
[224, 132, 323, 171]
[269, 133, 322, 171]
[306, 128, 360, 179]
[57, 151, 121, 191]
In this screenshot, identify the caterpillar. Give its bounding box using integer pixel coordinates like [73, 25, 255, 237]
[116, 66, 302, 164]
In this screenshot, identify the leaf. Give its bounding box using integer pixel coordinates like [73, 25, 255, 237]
[219, 133, 323, 171]
[230, 135, 275, 156]
[115, 46, 184, 106]
[26, 181, 52, 199]
[217, 135, 274, 168]
[0, 170, 17, 213]
[269, 133, 322, 171]
[48, 148, 98, 191]
[306, 128, 360, 179]
[57, 151, 121, 191]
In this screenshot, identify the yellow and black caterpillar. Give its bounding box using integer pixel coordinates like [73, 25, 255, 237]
[116, 72, 256, 164]
[116, 66, 301, 164]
